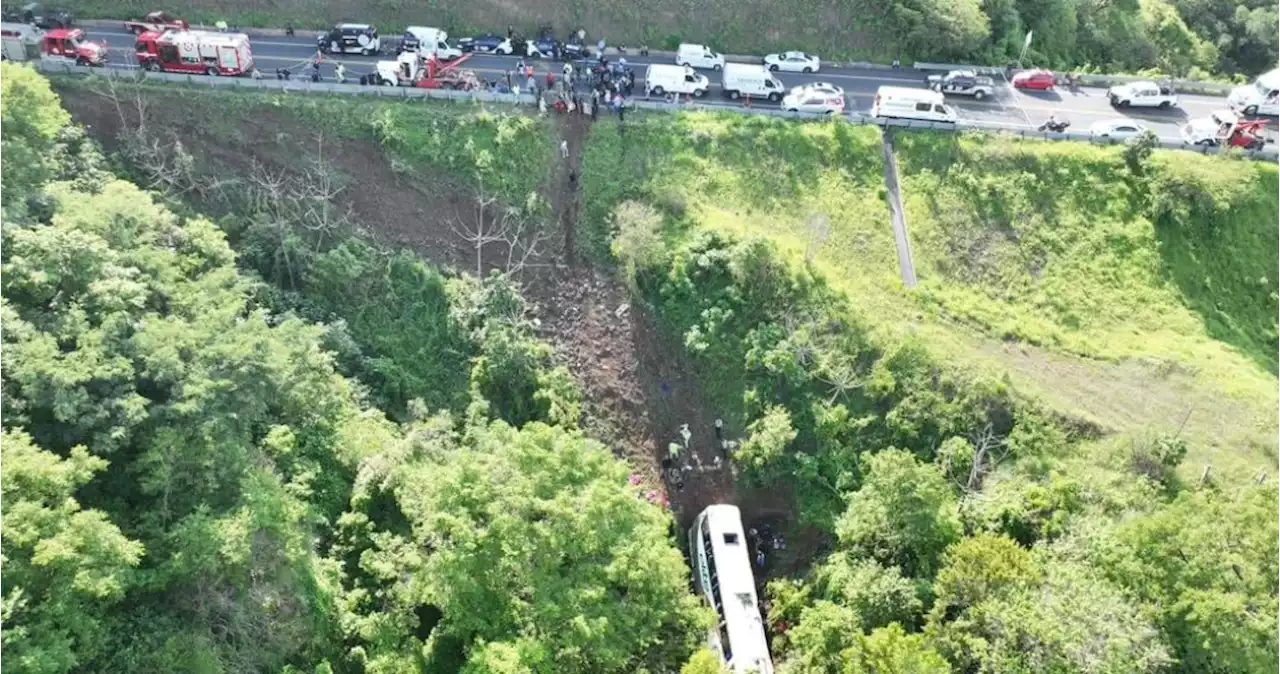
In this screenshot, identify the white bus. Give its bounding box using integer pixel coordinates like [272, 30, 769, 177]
[688, 504, 774, 674]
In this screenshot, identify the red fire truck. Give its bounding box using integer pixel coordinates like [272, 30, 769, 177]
[2, 24, 109, 65]
[134, 29, 253, 76]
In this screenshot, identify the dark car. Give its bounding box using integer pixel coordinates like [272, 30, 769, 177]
[457, 33, 512, 54]
[3, 2, 73, 29]
[317, 23, 381, 55]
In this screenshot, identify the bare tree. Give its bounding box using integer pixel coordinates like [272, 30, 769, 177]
[451, 175, 548, 278]
[965, 423, 1010, 492]
[804, 212, 831, 264]
[814, 350, 864, 405]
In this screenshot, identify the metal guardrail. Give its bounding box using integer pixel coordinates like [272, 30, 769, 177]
[911, 61, 1238, 95]
[33, 61, 1279, 161]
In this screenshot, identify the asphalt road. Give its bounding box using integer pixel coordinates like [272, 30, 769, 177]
[85, 25, 1240, 142]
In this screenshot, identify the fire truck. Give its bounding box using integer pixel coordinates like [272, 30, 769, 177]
[134, 29, 253, 76]
[6, 27, 108, 65]
[374, 51, 478, 89]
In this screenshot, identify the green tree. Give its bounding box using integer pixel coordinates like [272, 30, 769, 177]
[835, 449, 962, 577]
[815, 557, 924, 631]
[0, 430, 144, 674]
[843, 624, 950, 674]
[681, 648, 730, 674]
[362, 417, 711, 674]
[736, 405, 798, 478]
[929, 533, 1040, 614]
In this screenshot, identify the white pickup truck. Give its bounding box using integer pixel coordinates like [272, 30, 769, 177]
[1107, 81, 1178, 109]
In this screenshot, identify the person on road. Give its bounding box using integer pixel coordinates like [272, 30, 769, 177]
[526, 74, 537, 96]
[251, 67, 262, 80]
[334, 62, 346, 84]
[560, 139, 569, 159]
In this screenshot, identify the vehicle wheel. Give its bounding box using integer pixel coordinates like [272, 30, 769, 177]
[974, 90, 985, 100]
[693, 89, 706, 98]
[1119, 99, 1130, 108]
[677, 60, 688, 68]
[143, 60, 159, 72]
[768, 92, 781, 103]
[728, 90, 740, 100]
[768, 63, 778, 71]
[802, 66, 812, 73]
[651, 85, 665, 96]
[75, 56, 87, 66]
[381, 79, 396, 87]
[1196, 139, 1213, 146]
[1158, 101, 1170, 109]
[364, 47, 376, 56]
[206, 66, 219, 76]
[712, 63, 722, 71]
[786, 108, 798, 113]
[1245, 105, 1259, 116]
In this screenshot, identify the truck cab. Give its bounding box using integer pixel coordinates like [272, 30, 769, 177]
[40, 27, 105, 65]
[1108, 80, 1177, 109]
[1228, 68, 1279, 117]
[399, 26, 460, 60]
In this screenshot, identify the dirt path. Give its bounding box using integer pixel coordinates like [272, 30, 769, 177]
[534, 113, 739, 528]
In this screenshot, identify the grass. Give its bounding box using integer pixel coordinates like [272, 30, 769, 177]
[580, 112, 1279, 478]
[61, 0, 887, 62]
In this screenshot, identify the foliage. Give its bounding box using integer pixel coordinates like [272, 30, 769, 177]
[835, 450, 963, 578]
[813, 557, 925, 631]
[0, 430, 144, 674]
[339, 416, 712, 673]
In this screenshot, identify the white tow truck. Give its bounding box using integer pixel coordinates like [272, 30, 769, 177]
[1107, 80, 1178, 109]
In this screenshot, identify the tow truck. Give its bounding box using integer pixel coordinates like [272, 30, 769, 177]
[925, 69, 995, 99]
[374, 51, 478, 90]
[123, 11, 188, 34]
[1181, 109, 1271, 150]
[134, 29, 253, 76]
[8, 27, 107, 65]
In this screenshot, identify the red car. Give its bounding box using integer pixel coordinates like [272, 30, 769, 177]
[1012, 69, 1056, 90]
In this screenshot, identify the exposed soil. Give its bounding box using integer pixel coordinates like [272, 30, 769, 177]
[59, 83, 821, 578]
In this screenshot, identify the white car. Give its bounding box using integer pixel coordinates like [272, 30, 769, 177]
[1107, 81, 1177, 109]
[782, 90, 844, 115]
[790, 81, 844, 98]
[1089, 119, 1150, 141]
[764, 51, 820, 73]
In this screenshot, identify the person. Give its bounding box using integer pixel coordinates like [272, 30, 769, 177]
[668, 441, 681, 461]
[335, 62, 346, 83]
[251, 67, 262, 80]
[545, 70, 556, 91]
[568, 170, 577, 187]
[507, 24, 514, 39]
[215, 19, 228, 32]
[617, 96, 625, 123]
[512, 83, 521, 105]
[597, 37, 606, 54]
[538, 94, 547, 116]
[526, 73, 536, 96]
[714, 418, 724, 440]
[560, 139, 569, 159]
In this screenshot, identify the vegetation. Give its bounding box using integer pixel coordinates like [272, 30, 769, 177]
[580, 109, 1278, 672]
[1, 63, 703, 674]
[61, 0, 1277, 76]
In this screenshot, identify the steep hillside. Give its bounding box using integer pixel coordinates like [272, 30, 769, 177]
[579, 112, 1279, 476]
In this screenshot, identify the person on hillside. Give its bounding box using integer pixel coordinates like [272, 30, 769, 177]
[560, 139, 569, 159]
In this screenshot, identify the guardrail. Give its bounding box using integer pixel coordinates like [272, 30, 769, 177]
[912, 61, 1238, 96]
[33, 61, 1278, 161]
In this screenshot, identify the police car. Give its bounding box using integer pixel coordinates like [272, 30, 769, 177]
[317, 23, 380, 56]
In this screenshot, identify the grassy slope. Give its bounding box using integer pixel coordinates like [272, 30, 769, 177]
[581, 112, 1278, 477]
[61, 0, 884, 61]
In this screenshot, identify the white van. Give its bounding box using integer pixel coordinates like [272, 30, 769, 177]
[1228, 68, 1279, 116]
[647, 64, 710, 98]
[677, 43, 725, 71]
[871, 86, 958, 123]
[401, 26, 461, 60]
[721, 63, 784, 102]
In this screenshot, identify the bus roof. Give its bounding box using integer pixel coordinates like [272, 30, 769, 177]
[701, 505, 773, 674]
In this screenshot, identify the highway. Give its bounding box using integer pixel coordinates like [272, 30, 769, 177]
[82, 24, 1242, 143]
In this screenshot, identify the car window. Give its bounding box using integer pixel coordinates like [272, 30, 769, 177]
[934, 104, 947, 113]
[915, 102, 931, 111]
